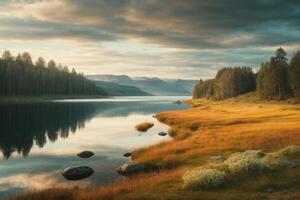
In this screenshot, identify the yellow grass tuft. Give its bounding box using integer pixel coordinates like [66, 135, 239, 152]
[183, 168, 226, 189]
[135, 122, 154, 132]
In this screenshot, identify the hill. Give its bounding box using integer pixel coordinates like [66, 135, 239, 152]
[94, 80, 151, 96]
[87, 75, 197, 96]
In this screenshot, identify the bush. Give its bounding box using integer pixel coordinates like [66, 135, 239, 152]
[227, 159, 266, 175]
[183, 168, 226, 189]
[209, 151, 267, 174]
[277, 145, 300, 156]
[260, 153, 283, 169]
[168, 127, 179, 137]
[225, 150, 265, 163]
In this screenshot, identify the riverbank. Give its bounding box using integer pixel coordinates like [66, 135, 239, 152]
[9, 95, 300, 200]
[0, 95, 109, 104]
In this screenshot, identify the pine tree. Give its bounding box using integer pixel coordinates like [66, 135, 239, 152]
[256, 48, 290, 100]
[289, 51, 300, 99]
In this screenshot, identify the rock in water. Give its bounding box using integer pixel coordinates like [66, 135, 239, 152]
[123, 152, 132, 157]
[158, 132, 167, 136]
[62, 166, 94, 180]
[174, 100, 182, 105]
[77, 151, 94, 158]
[117, 163, 158, 176]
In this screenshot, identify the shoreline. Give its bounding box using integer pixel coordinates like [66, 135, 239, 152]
[0, 95, 110, 104]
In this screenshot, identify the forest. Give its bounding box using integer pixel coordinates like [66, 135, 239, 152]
[193, 48, 300, 100]
[0, 50, 104, 96]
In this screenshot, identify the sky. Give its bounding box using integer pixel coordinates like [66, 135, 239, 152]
[0, 0, 299, 79]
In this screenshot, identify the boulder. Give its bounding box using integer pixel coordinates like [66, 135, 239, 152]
[123, 152, 132, 157]
[158, 132, 167, 136]
[77, 151, 94, 158]
[62, 166, 94, 180]
[117, 163, 158, 176]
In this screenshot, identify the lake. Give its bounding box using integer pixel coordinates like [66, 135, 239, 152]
[0, 96, 190, 198]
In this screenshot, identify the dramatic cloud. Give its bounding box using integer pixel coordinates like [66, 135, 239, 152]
[0, 0, 299, 78]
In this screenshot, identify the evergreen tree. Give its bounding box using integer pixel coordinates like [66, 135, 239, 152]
[289, 51, 300, 99]
[256, 47, 290, 100]
[0, 50, 101, 96]
[193, 67, 255, 100]
[2, 50, 13, 60]
[35, 57, 46, 68]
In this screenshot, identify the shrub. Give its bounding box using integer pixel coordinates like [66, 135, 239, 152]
[225, 150, 265, 164]
[260, 153, 283, 169]
[258, 146, 299, 169]
[168, 127, 179, 137]
[213, 150, 267, 175]
[276, 145, 300, 156]
[183, 168, 226, 189]
[227, 159, 266, 175]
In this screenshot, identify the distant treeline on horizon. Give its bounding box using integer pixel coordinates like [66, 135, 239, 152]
[0, 50, 105, 96]
[193, 48, 300, 100]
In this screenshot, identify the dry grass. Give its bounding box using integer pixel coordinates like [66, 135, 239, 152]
[135, 122, 154, 132]
[10, 97, 300, 200]
[9, 188, 75, 200]
[134, 99, 300, 168]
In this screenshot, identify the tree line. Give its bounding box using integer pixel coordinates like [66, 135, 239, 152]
[193, 48, 300, 100]
[0, 50, 105, 96]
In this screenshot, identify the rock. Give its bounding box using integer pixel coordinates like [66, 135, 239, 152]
[117, 163, 159, 176]
[123, 152, 132, 157]
[174, 100, 182, 105]
[265, 188, 274, 193]
[62, 166, 94, 180]
[158, 132, 167, 136]
[279, 160, 297, 169]
[77, 151, 94, 158]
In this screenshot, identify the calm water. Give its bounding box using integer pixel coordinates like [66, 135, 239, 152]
[0, 96, 189, 198]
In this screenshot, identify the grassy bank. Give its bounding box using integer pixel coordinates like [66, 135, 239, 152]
[0, 95, 109, 104]
[9, 95, 300, 200]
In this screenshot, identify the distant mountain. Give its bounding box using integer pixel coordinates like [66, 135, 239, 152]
[87, 75, 197, 96]
[94, 80, 151, 96]
[164, 79, 197, 93]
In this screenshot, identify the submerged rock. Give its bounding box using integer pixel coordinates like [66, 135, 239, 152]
[158, 132, 167, 136]
[174, 100, 182, 105]
[123, 152, 132, 157]
[62, 166, 94, 180]
[117, 163, 159, 176]
[77, 151, 94, 158]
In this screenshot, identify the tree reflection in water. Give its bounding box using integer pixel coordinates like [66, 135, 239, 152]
[0, 103, 98, 159]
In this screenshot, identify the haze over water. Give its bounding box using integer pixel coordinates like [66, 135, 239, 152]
[0, 96, 189, 198]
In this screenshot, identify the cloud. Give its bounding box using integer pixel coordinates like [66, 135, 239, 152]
[1, 0, 300, 48]
[0, 0, 299, 78]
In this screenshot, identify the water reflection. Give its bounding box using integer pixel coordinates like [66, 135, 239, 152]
[0, 103, 97, 159]
[0, 96, 190, 198]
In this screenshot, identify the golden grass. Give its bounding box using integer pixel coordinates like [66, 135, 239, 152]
[10, 97, 300, 200]
[132, 99, 300, 167]
[135, 122, 154, 132]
